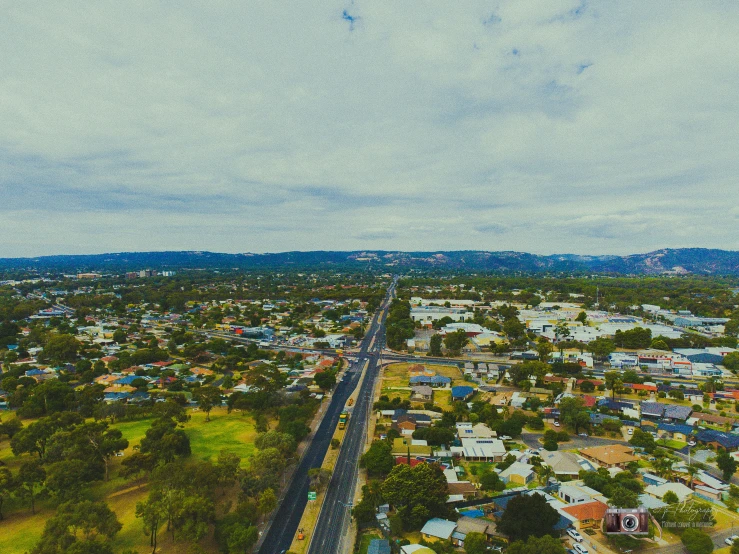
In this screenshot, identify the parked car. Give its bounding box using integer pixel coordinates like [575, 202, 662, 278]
[573, 543, 589, 554]
[725, 535, 739, 546]
[554, 421, 560, 427]
[500, 435, 512, 440]
[579, 433, 588, 438]
[567, 529, 583, 542]
[627, 428, 634, 435]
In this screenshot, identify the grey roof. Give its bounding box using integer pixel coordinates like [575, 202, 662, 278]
[420, 518, 457, 539]
[664, 404, 692, 420]
[368, 539, 391, 554]
[641, 402, 665, 416]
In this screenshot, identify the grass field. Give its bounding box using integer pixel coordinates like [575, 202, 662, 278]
[0, 407, 261, 554]
[380, 362, 464, 408]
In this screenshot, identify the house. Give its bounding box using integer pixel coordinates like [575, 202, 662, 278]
[410, 385, 433, 402]
[392, 438, 433, 456]
[640, 402, 665, 419]
[579, 444, 639, 468]
[657, 423, 694, 442]
[367, 539, 391, 554]
[695, 429, 739, 452]
[452, 516, 498, 546]
[664, 404, 693, 422]
[455, 422, 496, 439]
[499, 462, 535, 485]
[558, 484, 606, 505]
[451, 386, 475, 402]
[560, 500, 608, 531]
[645, 482, 694, 502]
[401, 546, 436, 554]
[456, 438, 506, 461]
[409, 375, 452, 388]
[694, 485, 723, 502]
[642, 473, 668, 487]
[393, 415, 417, 436]
[540, 451, 595, 477]
[420, 518, 457, 541]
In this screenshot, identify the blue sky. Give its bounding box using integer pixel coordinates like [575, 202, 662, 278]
[1, 1, 738, 257]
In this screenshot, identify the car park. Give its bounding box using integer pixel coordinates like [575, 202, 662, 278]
[567, 529, 583, 542]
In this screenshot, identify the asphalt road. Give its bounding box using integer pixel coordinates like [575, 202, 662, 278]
[521, 431, 628, 451]
[306, 283, 395, 554]
[256, 280, 395, 554]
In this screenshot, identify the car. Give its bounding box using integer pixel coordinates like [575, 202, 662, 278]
[554, 421, 560, 427]
[567, 529, 583, 542]
[627, 428, 634, 435]
[579, 433, 588, 438]
[725, 535, 739, 546]
[500, 435, 512, 440]
[573, 543, 589, 554]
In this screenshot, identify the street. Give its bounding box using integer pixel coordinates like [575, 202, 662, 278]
[256, 280, 395, 554]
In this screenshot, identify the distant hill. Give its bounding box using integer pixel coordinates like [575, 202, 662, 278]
[1, 248, 739, 275]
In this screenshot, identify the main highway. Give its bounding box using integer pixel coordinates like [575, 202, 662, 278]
[255, 278, 396, 554]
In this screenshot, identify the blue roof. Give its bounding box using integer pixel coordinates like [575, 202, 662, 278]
[410, 375, 452, 385]
[664, 404, 692, 420]
[451, 386, 475, 399]
[367, 539, 391, 554]
[696, 429, 739, 449]
[598, 399, 634, 411]
[114, 375, 140, 385]
[640, 402, 665, 417]
[657, 422, 694, 435]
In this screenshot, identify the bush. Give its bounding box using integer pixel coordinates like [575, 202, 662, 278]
[556, 431, 570, 442]
[543, 439, 558, 451]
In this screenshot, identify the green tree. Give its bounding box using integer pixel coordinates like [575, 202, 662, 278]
[663, 490, 679, 504]
[506, 535, 567, 554]
[17, 459, 46, 514]
[576, 311, 588, 325]
[479, 471, 505, 492]
[194, 386, 222, 422]
[558, 397, 590, 434]
[498, 493, 560, 541]
[360, 440, 394, 477]
[609, 486, 639, 508]
[429, 334, 442, 356]
[680, 527, 714, 554]
[381, 462, 449, 530]
[30, 500, 122, 554]
[254, 431, 297, 457]
[717, 450, 738, 480]
[724, 352, 739, 370]
[588, 338, 615, 361]
[41, 333, 81, 363]
[463, 532, 487, 554]
[0, 467, 13, 520]
[112, 329, 127, 344]
[536, 339, 553, 361]
[443, 330, 469, 356]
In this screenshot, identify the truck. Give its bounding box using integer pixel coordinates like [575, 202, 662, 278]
[339, 411, 349, 430]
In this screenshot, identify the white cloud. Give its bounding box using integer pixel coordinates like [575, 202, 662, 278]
[1, 1, 738, 256]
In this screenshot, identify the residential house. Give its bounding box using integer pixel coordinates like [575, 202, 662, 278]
[695, 429, 739, 452]
[645, 482, 694, 502]
[657, 423, 694, 442]
[452, 516, 501, 546]
[401, 546, 436, 554]
[455, 438, 506, 462]
[558, 484, 607, 505]
[409, 375, 452, 388]
[499, 462, 535, 485]
[540, 451, 595, 478]
[579, 444, 639, 468]
[420, 518, 457, 542]
[410, 386, 433, 402]
[664, 404, 693, 422]
[367, 539, 391, 554]
[451, 386, 475, 402]
[456, 422, 496, 439]
[560, 500, 608, 532]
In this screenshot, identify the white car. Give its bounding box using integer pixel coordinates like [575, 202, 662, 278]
[554, 421, 560, 427]
[567, 529, 583, 542]
[500, 435, 512, 440]
[573, 543, 589, 554]
[726, 535, 739, 546]
[627, 428, 633, 435]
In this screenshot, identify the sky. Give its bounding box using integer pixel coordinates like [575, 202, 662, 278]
[1, 1, 738, 258]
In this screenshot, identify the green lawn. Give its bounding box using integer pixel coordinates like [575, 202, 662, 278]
[657, 438, 688, 450]
[0, 407, 260, 554]
[358, 531, 384, 554]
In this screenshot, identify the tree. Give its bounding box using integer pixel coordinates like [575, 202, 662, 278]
[254, 431, 297, 457]
[257, 488, 277, 517]
[429, 334, 442, 357]
[136, 493, 165, 552]
[507, 535, 567, 554]
[681, 527, 714, 554]
[558, 397, 590, 434]
[41, 333, 81, 363]
[717, 450, 738, 480]
[314, 370, 337, 391]
[543, 438, 558, 451]
[724, 352, 739, 370]
[0, 416, 23, 439]
[0, 467, 13, 520]
[629, 429, 657, 453]
[576, 311, 588, 325]
[31, 500, 122, 554]
[650, 339, 670, 351]
[17, 459, 46, 514]
[139, 418, 191, 463]
[480, 471, 505, 492]
[580, 380, 595, 393]
[464, 532, 488, 554]
[608, 486, 639, 508]
[588, 338, 615, 361]
[194, 386, 222, 422]
[536, 339, 553, 362]
[112, 329, 127, 344]
[443, 330, 469, 356]
[381, 463, 449, 530]
[497, 493, 560, 541]
[360, 441, 394, 477]
[663, 490, 679, 504]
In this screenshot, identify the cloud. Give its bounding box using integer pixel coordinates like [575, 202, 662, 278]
[0, 1, 738, 257]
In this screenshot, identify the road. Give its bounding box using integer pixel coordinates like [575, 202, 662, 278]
[306, 282, 395, 554]
[521, 431, 627, 451]
[256, 279, 396, 554]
